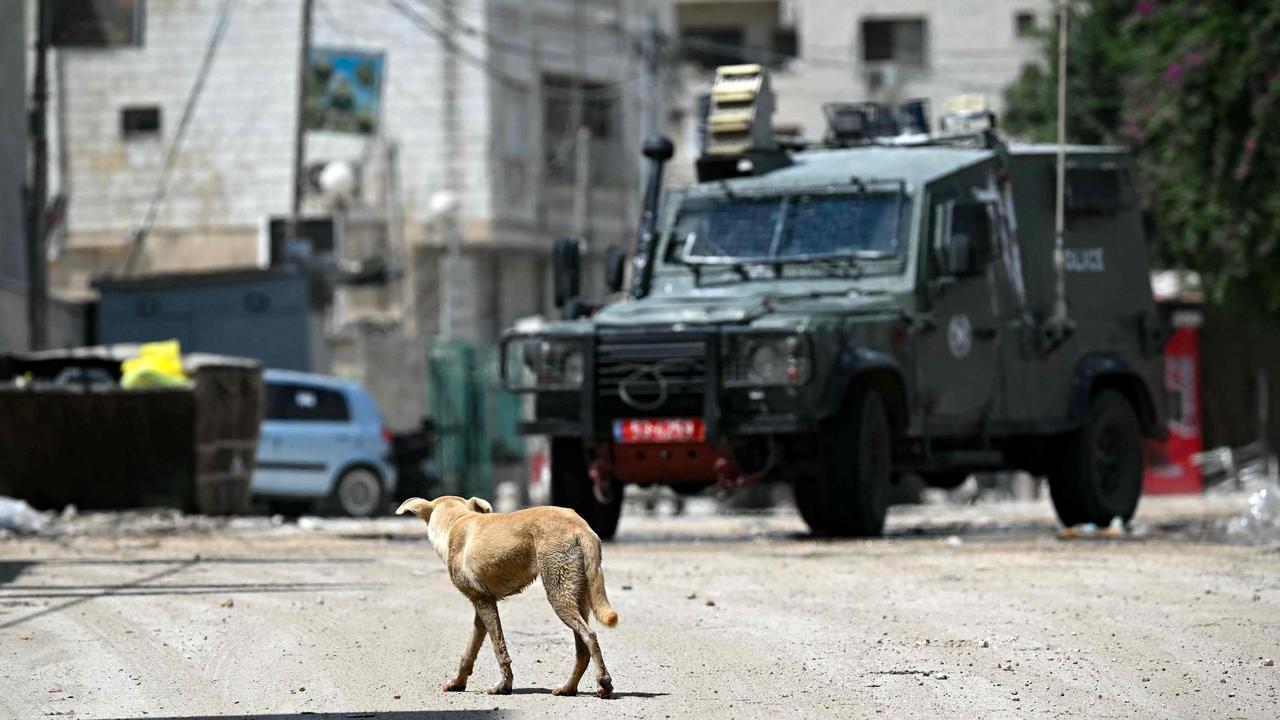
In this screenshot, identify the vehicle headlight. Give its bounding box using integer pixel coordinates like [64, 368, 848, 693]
[724, 333, 811, 387]
[502, 335, 586, 391]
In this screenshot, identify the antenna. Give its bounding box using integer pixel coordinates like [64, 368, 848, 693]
[1052, 0, 1069, 324]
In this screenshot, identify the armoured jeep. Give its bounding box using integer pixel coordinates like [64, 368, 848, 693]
[502, 67, 1165, 539]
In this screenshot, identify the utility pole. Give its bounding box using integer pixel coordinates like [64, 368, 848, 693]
[569, 0, 587, 242]
[641, 11, 661, 140]
[438, 0, 461, 340]
[289, 0, 314, 246]
[571, 126, 591, 239]
[27, 0, 50, 350]
[1051, 0, 1069, 325]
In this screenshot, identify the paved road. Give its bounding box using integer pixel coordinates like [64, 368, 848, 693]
[1, 494, 1277, 719]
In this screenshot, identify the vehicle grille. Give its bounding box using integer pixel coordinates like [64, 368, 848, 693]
[595, 330, 709, 415]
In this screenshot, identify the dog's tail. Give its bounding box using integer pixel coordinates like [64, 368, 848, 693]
[396, 497, 432, 519]
[582, 536, 618, 628]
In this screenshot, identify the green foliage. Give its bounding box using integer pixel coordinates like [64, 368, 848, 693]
[1003, 1, 1280, 318]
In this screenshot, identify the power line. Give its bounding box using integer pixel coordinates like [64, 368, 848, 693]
[124, 0, 235, 273]
[387, 0, 648, 101]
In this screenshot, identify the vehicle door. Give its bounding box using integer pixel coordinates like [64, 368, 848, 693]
[915, 193, 1003, 433]
[254, 382, 353, 497]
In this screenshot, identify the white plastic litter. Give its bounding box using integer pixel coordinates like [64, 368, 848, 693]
[1226, 486, 1280, 543]
[0, 497, 50, 535]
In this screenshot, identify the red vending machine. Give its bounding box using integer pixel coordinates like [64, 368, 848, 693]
[1144, 314, 1203, 494]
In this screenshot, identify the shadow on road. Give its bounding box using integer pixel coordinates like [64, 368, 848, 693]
[103, 713, 513, 720]
[508, 687, 669, 698]
[0, 556, 383, 630]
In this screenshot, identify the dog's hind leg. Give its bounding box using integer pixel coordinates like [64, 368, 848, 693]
[543, 550, 613, 699]
[550, 605, 591, 697]
[442, 612, 486, 692]
[473, 598, 514, 695]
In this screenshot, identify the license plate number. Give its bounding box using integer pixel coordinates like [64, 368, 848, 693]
[613, 418, 705, 444]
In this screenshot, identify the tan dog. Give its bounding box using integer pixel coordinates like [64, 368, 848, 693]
[396, 495, 618, 698]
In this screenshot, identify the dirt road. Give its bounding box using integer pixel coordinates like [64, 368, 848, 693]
[2, 494, 1277, 719]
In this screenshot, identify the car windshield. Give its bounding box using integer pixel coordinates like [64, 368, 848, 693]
[673, 190, 905, 265]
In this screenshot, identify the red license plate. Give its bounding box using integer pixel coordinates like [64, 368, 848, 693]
[613, 418, 706, 444]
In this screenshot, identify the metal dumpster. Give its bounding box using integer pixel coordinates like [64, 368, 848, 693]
[0, 345, 262, 514]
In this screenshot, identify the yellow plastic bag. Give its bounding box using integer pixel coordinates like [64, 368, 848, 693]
[121, 339, 190, 388]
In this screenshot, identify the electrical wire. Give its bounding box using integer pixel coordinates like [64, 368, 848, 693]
[123, 0, 235, 273]
[389, 0, 650, 100]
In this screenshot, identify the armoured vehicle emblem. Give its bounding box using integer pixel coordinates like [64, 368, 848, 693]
[947, 314, 973, 359]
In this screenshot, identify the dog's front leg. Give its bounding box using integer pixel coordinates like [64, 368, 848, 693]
[443, 612, 486, 692]
[474, 598, 513, 694]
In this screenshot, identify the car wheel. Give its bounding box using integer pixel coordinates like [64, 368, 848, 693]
[793, 385, 893, 537]
[1048, 390, 1144, 527]
[550, 438, 623, 540]
[332, 467, 384, 518]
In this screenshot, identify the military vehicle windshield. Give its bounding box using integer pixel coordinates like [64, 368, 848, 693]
[673, 189, 904, 266]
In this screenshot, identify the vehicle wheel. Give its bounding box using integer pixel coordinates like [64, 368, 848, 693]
[550, 438, 623, 540]
[332, 466, 384, 518]
[1048, 390, 1144, 527]
[793, 385, 893, 537]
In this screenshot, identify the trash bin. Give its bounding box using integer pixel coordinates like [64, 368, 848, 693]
[0, 345, 262, 514]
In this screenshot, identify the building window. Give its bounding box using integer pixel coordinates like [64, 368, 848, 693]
[861, 18, 927, 68]
[121, 106, 160, 137]
[1014, 11, 1037, 37]
[772, 27, 798, 63]
[51, 0, 145, 47]
[542, 75, 623, 184]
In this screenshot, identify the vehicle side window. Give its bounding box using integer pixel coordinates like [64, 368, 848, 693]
[265, 383, 351, 422]
[933, 201, 994, 277]
[1066, 167, 1124, 215]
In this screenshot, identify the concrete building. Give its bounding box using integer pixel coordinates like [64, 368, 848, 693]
[42, 0, 669, 423]
[669, 0, 1051, 181]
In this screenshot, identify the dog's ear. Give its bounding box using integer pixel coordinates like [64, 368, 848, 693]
[466, 497, 493, 514]
[396, 497, 434, 520]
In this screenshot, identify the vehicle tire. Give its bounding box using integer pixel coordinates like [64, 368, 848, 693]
[793, 385, 893, 537]
[549, 438, 623, 540]
[1048, 390, 1144, 527]
[331, 466, 385, 518]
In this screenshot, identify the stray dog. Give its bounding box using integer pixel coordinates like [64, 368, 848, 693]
[397, 496, 618, 698]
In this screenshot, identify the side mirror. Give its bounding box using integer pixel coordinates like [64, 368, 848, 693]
[552, 237, 582, 310]
[604, 245, 627, 293]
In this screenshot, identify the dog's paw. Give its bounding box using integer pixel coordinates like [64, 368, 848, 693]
[596, 676, 613, 699]
[442, 679, 467, 692]
[552, 686, 578, 697]
[487, 684, 512, 695]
